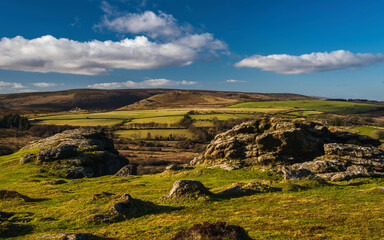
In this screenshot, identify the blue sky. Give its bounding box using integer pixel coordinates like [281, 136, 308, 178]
[0, 0, 383, 100]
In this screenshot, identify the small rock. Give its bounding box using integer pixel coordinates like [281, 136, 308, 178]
[243, 182, 272, 192]
[217, 186, 244, 197]
[115, 165, 137, 176]
[0, 190, 30, 201]
[20, 153, 35, 164]
[120, 193, 133, 201]
[171, 221, 253, 240]
[166, 164, 185, 171]
[282, 167, 318, 181]
[161, 180, 213, 201]
[47, 180, 67, 185]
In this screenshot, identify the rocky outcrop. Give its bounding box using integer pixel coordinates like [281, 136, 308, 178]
[21, 129, 129, 179]
[291, 143, 384, 181]
[193, 118, 384, 181]
[161, 180, 213, 201]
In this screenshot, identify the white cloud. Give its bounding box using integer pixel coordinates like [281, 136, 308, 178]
[99, 11, 182, 38]
[18, 89, 37, 93]
[0, 81, 25, 89]
[225, 79, 248, 83]
[0, 35, 226, 75]
[235, 50, 384, 74]
[33, 82, 58, 87]
[88, 78, 198, 89]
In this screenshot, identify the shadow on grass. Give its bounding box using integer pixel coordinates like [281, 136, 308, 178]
[115, 199, 185, 219]
[214, 187, 282, 200]
[0, 222, 34, 238]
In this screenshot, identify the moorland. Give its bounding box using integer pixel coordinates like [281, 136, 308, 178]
[0, 89, 384, 239]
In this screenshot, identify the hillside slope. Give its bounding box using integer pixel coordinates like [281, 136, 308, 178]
[118, 90, 314, 110]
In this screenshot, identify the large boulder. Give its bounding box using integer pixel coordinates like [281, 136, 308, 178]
[21, 129, 129, 178]
[193, 118, 384, 181]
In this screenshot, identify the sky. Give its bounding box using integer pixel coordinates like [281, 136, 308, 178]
[0, 0, 384, 100]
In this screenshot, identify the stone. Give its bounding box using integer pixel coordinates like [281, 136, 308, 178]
[171, 221, 253, 240]
[243, 182, 272, 192]
[161, 180, 213, 201]
[20, 153, 35, 164]
[114, 165, 137, 176]
[47, 180, 67, 185]
[216, 186, 244, 197]
[0, 190, 30, 201]
[166, 164, 185, 170]
[282, 167, 319, 181]
[111, 194, 163, 219]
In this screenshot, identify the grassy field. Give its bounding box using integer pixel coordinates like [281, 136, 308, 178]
[34, 118, 124, 127]
[127, 116, 184, 125]
[230, 100, 382, 114]
[115, 129, 194, 140]
[1, 150, 384, 239]
[351, 126, 384, 137]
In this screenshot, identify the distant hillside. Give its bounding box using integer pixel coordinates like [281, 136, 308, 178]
[0, 89, 314, 112]
[0, 89, 166, 112]
[118, 90, 314, 110]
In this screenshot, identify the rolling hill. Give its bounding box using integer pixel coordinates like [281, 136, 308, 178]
[0, 88, 314, 112]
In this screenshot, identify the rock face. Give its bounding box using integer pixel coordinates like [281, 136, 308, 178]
[22, 128, 129, 178]
[193, 118, 384, 181]
[161, 180, 213, 201]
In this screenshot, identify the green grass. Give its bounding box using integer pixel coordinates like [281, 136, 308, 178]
[351, 126, 384, 138]
[127, 116, 184, 125]
[33, 118, 124, 127]
[193, 121, 214, 127]
[229, 100, 382, 114]
[33, 109, 191, 121]
[1, 150, 384, 239]
[115, 129, 194, 140]
[191, 114, 237, 121]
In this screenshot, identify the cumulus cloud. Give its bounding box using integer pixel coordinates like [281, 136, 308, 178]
[0, 81, 25, 89]
[225, 79, 248, 83]
[0, 35, 226, 75]
[99, 11, 182, 38]
[88, 78, 198, 89]
[235, 50, 384, 74]
[33, 82, 58, 87]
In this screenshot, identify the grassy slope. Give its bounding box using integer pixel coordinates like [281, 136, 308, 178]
[1, 150, 384, 239]
[230, 100, 382, 114]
